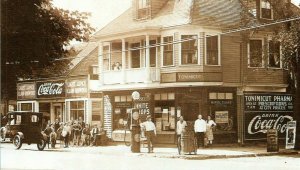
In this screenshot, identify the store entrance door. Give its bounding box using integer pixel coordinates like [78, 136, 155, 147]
[181, 103, 199, 121]
[54, 105, 62, 122]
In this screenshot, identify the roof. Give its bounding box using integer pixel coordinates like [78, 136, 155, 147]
[192, 0, 241, 28]
[94, 0, 242, 38]
[68, 42, 98, 72]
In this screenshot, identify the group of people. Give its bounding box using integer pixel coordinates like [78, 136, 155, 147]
[43, 117, 101, 148]
[139, 114, 217, 154]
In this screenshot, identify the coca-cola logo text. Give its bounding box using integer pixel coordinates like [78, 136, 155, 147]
[247, 113, 293, 135]
[37, 82, 64, 96]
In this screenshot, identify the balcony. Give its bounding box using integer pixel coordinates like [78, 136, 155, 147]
[102, 67, 159, 85]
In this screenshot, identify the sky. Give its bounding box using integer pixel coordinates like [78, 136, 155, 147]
[52, 0, 300, 31]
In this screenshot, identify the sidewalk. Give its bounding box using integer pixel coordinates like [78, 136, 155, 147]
[54, 143, 299, 160]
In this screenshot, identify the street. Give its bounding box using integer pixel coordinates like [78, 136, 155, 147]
[1, 143, 300, 170]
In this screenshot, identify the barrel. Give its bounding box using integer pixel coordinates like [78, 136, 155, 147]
[181, 131, 192, 154]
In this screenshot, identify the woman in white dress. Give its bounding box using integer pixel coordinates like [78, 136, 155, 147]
[206, 115, 216, 145]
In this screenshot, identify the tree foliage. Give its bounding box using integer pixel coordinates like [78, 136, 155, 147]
[1, 0, 94, 101]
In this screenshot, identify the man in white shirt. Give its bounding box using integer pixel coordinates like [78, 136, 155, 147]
[177, 116, 187, 137]
[141, 115, 156, 153]
[194, 114, 206, 148]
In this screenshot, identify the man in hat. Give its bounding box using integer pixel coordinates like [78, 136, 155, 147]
[141, 115, 156, 153]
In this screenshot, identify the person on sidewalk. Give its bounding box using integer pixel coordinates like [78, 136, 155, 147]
[206, 115, 217, 146]
[62, 122, 71, 148]
[194, 114, 206, 148]
[90, 124, 99, 146]
[141, 115, 156, 153]
[176, 116, 187, 141]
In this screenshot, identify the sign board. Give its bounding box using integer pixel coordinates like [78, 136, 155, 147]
[244, 94, 294, 140]
[215, 111, 229, 124]
[161, 72, 222, 83]
[36, 81, 65, 98]
[66, 79, 88, 98]
[286, 121, 296, 149]
[17, 83, 35, 99]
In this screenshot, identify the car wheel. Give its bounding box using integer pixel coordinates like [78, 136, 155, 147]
[13, 135, 22, 149]
[37, 139, 46, 151]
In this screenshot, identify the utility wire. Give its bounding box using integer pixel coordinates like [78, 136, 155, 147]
[55, 15, 300, 61]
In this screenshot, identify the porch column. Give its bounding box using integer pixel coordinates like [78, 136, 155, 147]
[145, 35, 151, 83]
[98, 41, 104, 86]
[121, 38, 126, 84]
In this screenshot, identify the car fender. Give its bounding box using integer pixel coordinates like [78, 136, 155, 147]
[16, 132, 24, 139]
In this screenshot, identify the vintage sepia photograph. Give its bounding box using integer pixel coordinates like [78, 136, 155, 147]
[1, 0, 300, 170]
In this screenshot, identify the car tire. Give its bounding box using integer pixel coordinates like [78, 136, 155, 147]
[37, 139, 46, 151]
[13, 135, 22, 149]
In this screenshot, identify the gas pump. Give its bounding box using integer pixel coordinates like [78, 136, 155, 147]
[130, 108, 141, 153]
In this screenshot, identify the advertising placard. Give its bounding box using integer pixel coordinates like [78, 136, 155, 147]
[36, 81, 65, 98]
[244, 94, 294, 140]
[66, 79, 88, 98]
[17, 83, 35, 99]
[215, 111, 229, 124]
[286, 121, 296, 149]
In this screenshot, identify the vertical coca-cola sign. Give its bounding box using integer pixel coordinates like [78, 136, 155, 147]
[244, 93, 294, 140]
[36, 80, 65, 98]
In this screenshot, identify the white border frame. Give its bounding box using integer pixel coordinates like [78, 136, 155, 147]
[248, 38, 265, 68]
[267, 38, 283, 69]
[260, 0, 274, 20]
[205, 33, 221, 66]
[161, 35, 175, 67]
[179, 33, 200, 66]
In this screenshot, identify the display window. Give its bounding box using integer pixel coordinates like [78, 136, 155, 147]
[154, 93, 175, 132]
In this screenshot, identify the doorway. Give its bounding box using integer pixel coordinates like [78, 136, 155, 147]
[180, 103, 199, 121]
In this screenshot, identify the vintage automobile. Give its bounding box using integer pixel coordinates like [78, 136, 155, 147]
[5, 111, 48, 150]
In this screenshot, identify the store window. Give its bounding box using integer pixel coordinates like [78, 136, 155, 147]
[249, 39, 263, 67]
[154, 93, 175, 132]
[181, 35, 198, 64]
[92, 100, 102, 122]
[20, 103, 33, 111]
[163, 36, 174, 66]
[113, 95, 132, 130]
[260, 0, 272, 19]
[131, 43, 141, 68]
[70, 101, 85, 121]
[206, 35, 219, 65]
[209, 92, 233, 100]
[268, 40, 281, 68]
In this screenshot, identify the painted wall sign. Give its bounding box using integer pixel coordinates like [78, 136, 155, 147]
[66, 79, 88, 97]
[161, 72, 222, 83]
[17, 83, 35, 99]
[36, 81, 65, 98]
[244, 93, 294, 140]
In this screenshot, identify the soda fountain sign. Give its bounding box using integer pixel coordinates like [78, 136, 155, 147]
[244, 94, 294, 140]
[36, 81, 65, 98]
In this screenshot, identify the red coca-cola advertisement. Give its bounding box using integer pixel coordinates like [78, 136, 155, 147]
[244, 93, 294, 140]
[36, 80, 65, 98]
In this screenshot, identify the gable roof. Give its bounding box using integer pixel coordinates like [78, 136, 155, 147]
[94, 0, 242, 38]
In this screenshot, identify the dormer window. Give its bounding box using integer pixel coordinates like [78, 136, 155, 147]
[137, 0, 150, 19]
[260, 0, 272, 19]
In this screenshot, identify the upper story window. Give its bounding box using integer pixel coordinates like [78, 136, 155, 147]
[181, 35, 198, 65]
[137, 0, 150, 19]
[163, 36, 174, 66]
[206, 35, 219, 65]
[260, 0, 272, 19]
[249, 39, 263, 68]
[268, 40, 281, 68]
[89, 65, 99, 80]
[131, 43, 141, 68]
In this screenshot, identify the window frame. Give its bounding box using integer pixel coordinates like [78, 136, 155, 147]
[137, 0, 150, 20]
[162, 36, 175, 67]
[179, 34, 199, 65]
[260, 0, 273, 20]
[248, 38, 264, 68]
[205, 34, 221, 66]
[268, 40, 282, 69]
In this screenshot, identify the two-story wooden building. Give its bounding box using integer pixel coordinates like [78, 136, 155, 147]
[92, 0, 297, 144]
[16, 42, 103, 126]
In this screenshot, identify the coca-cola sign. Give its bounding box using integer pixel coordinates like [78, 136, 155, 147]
[36, 81, 65, 98]
[244, 93, 294, 140]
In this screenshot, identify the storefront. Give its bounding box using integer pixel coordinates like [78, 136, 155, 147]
[104, 86, 237, 144]
[65, 77, 102, 125]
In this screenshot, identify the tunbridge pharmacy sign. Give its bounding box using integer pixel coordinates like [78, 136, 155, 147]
[244, 94, 293, 140]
